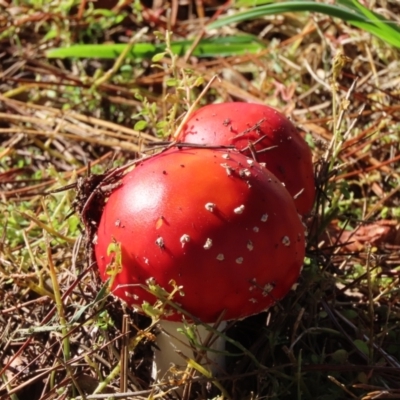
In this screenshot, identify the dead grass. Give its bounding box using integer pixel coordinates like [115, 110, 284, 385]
[0, 1, 399, 399]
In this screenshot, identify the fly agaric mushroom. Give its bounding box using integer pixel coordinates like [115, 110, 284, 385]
[175, 102, 315, 215]
[94, 146, 305, 377]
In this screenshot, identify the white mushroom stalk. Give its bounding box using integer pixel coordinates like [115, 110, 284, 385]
[143, 278, 228, 380]
[152, 319, 227, 381]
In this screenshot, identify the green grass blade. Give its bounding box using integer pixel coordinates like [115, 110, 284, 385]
[207, 1, 400, 49]
[337, 0, 400, 35]
[207, 2, 369, 29]
[47, 43, 157, 59]
[46, 35, 265, 59]
[234, 0, 274, 7]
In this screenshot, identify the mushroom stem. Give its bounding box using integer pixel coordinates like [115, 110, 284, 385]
[152, 319, 227, 381]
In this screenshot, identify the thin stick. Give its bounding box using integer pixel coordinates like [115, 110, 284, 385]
[120, 315, 129, 393]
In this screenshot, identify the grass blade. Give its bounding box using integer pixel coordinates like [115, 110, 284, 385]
[234, 0, 275, 6]
[337, 0, 400, 36]
[207, 1, 400, 48]
[46, 35, 265, 59]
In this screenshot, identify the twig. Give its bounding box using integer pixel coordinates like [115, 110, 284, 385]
[120, 315, 129, 393]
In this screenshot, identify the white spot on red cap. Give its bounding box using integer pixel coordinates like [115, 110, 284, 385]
[205, 202, 216, 212]
[262, 283, 274, 296]
[261, 213, 268, 222]
[155, 237, 164, 248]
[239, 168, 251, 178]
[236, 257, 244, 264]
[234, 205, 245, 214]
[253, 226, 259, 233]
[282, 236, 291, 246]
[220, 163, 233, 176]
[127, 293, 139, 300]
[216, 253, 224, 261]
[249, 298, 257, 303]
[249, 278, 257, 291]
[203, 238, 213, 250]
[146, 277, 156, 285]
[247, 240, 254, 251]
[180, 234, 190, 247]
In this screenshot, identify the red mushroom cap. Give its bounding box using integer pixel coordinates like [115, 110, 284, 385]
[95, 147, 305, 322]
[176, 102, 315, 215]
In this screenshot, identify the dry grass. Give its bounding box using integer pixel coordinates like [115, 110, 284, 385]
[0, 1, 399, 399]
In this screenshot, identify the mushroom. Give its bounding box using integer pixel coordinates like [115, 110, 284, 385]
[176, 102, 315, 215]
[94, 147, 305, 379]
